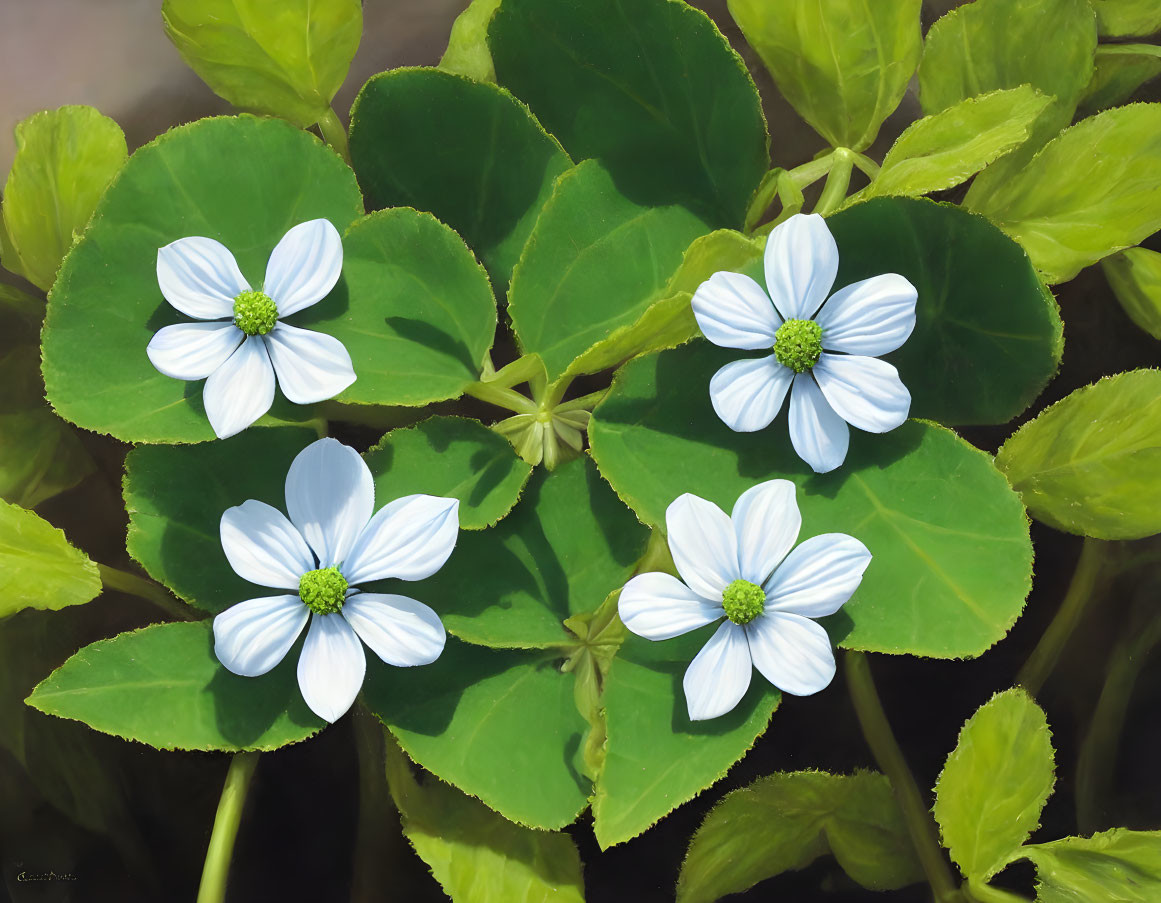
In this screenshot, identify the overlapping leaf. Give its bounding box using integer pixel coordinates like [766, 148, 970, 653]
[1023, 829, 1161, 901]
[1080, 45, 1161, 116]
[1103, 248, 1161, 340]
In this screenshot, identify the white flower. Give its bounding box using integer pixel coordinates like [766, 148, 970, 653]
[618, 480, 870, 721]
[148, 219, 357, 439]
[692, 212, 918, 474]
[212, 438, 459, 723]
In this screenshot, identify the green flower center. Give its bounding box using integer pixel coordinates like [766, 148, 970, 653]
[232, 290, 279, 336]
[721, 579, 765, 626]
[298, 566, 348, 615]
[773, 318, 823, 373]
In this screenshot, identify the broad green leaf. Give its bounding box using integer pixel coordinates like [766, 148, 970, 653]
[348, 67, 571, 291]
[508, 161, 709, 383]
[589, 343, 1034, 659]
[162, 0, 362, 127]
[439, 0, 502, 83]
[0, 498, 100, 618]
[27, 621, 324, 751]
[966, 104, 1161, 283]
[1103, 248, 1161, 339]
[1023, 829, 1161, 902]
[1, 106, 127, 291]
[996, 370, 1161, 540]
[676, 770, 923, 903]
[365, 416, 531, 531]
[827, 197, 1062, 426]
[489, 0, 768, 227]
[727, 0, 921, 151]
[1090, 0, 1161, 37]
[933, 688, 1054, 882]
[1080, 45, 1161, 117]
[42, 115, 364, 443]
[666, 229, 764, 296]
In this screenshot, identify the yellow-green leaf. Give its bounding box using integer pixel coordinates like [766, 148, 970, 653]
[1103, 247, 1161, 340]
[0, 498, 100, 618]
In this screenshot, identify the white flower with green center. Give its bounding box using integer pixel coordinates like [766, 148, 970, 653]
[692, 213, 918, 473]
[212, 438, 459, 723]
[618, 480, 870, 721]
[147, 219, 356, 439]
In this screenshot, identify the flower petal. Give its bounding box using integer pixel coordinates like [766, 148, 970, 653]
[691, 271, 782, 349]
[731, 480, 801, 586]
[763, 213, 838, 321]
[341, 495, 459, 585]
[816, 273, 918, 356]
[203, 336, 275, 439]
[683, 621, 753, 721]
[665, 494, 739, 602]
[220, 499, 315, 589]
[746, 611, 836, 696]
[764, 533, 871, 618]
[285, 438, 374, 569]
[213, 594, 309, 677]
[342, 593, 446, 667]
[709, 355, 793, 433]
[814, 353, 910, 434]
[147, 321, 244, 381]
[263, 219, 344, 317]
[618, 572, 724, 640]
[157, 236, 249, 320]
[788, 374, 849, 474]
[297, 612, 365, 723]
[263, 323, 356, 404]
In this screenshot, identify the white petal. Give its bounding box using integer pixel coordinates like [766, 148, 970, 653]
[297, 613, 365, 723]
[213, 594, 309, 677]
[683, 621, 753, 721]
[764, 533, 871, 618]
[285, 438, 374, 569]
[691, 271, 782, 350]
[220, 499, 315, 589]
[746, 611, 836, 696]
[731, 480, 801, 586]
[341, 495, 460, 585]
[147, 321, 244, 381]
[264, 219, 344, 317]
[814, 353, 910, 434]
[157, 236, 249, 320]
[709, 355, 793, 433]
[263, 322, 356, 404]
[788, 374, 849, 474]
[816, 273, 918, 356]
[203, 336, 276, 439]
[666, 494, 739, 601]
[618, 572, 724, 640]
[342, 593, 446, 667]
[763, 213, 839, 321]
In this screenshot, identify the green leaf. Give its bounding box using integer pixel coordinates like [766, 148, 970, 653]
[1, 106, 127, 291]
[727, 0, 921, 151]
[439, 0, 502, 83]
[1080, 44, 1161, 117]
[489, 0, 768, 227]
[827, 197, 1062, 426]
[348, 67, 571, 291]
[42, 115, 364, 443]
[1023, 829, 1161, 902]
[1103, 248, 1161, 339]
[0, 498, 100, 618]
[508, 161, 709, 383]
[996, 370, 1161, 540]
[676, 770, 923, 903]
[588, 343, 1034, 659]
[27, 621, 325, 751]
[933, 688, 1054, 882]
[161, 0, 362, 127]
[965, 104, 1161, 283]
[1090, 0, 1161, 37]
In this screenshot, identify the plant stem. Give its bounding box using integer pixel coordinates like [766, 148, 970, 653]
[813, 148, 855, 216]
[463, 379, 538, 414]
[97, 563, 194, 621]
[318, 107, 351, 164]
[350, 702, 397, 903]
[965, 878, 1031, 903]
[845, 651, 961, 903]
[197, 751, 260, 903]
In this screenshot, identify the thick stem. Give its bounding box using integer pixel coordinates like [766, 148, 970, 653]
[350, 703, 397, 903]
[813, 148, 855, 216]
[965, 878, 1031, 903]
[318, 107, 351, 164]
[463, 380, 538, 414]
[845, 651, 961, 903]
[98, 563, 194, 621]
[197, 752, 260, 903]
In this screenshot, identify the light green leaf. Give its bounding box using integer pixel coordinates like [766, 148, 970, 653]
[439, 0, 502, 83]
[1023, 829, 1161, 902]
[666, 229, 764, 296]
[26, 621, 325, 751]
[1103, 248, 1161, 339]
[1090, 0, 1161, 37]
[933, 688, 1054, 882]
[1, 106, 127, 291]
[727, 0, 921, 151]
[0, 498, 100, 618]
[162, 0, 362, 127]
[676, 770, 923, 903]
[1080, 44, 1161, 117]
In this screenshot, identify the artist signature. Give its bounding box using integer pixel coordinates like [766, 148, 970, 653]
[16, 869, 77, 883]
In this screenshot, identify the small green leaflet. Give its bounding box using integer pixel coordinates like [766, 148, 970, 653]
[0, 498, 101, 618]
[1079, 45, 1161, 117]
[439, 0, 502, 83]
[1103, 248, 1161, 340]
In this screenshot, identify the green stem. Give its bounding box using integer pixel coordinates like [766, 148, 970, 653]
[484, 353, 547, 390]
[965, 878, 1031, 903]
[813, 148, 855, 216]
[555, 388, 609, 413]
[318, 107, 351, 164]
[197, 752, 260, 903]
[851, 151, 881, 180]
[788, 150, 838, 189]
[98, 563, 193, 621]
[845, 651, 961, 903]
[464, 379, 538, 414]
[350, 703, 397, 903]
